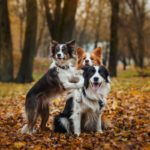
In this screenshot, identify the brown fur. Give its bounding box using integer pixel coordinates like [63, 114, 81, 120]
[76, 47, 102, 69]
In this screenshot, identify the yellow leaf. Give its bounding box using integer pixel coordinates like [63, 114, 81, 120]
[13, 141, 26, 149]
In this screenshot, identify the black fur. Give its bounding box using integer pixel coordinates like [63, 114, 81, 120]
[54, 97, 73, 133]
[25, 67, 64, 132]
[99, 99, 105, 109]
[83, 66, 110, 89]
[83, 66, 96, 89]
[98, 66, 110, 83]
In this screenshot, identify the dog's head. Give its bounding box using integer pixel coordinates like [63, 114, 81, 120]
[49, 40, 75, 64]
[76, 47, 102, 69]
[83, 65, 110, 91]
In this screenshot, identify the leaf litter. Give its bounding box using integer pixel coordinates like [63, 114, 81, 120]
[0, 76, 149, 149]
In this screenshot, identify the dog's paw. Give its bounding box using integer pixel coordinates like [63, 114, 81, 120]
[63, 82, 75, 89]
[21, 124, 29, 134]
[74, 132, 81, 136]
[21, 124, 36, 134]
[97, 129, 103, 133]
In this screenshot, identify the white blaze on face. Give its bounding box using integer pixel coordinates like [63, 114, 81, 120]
[56, 44, 65, 59]
[90, 66, 104, 91]
[83, 53, 93, 66]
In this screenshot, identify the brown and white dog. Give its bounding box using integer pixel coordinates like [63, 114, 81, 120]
[76, 47, 102, 69]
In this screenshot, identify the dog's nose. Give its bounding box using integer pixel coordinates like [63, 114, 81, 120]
[94, 77, 99, 82]
[57, 53, 61, 58]
[85, 59, 89, 63]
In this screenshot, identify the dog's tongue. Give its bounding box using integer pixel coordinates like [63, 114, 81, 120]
[92, 83, 101, 91]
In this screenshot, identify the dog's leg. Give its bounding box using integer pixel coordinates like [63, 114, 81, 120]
[63, 81, 78, 89]
[22, 97, 38, 134]
[40, 104, 50, 131]
[28, 115, 38, 133]
[62, 75, 84, 90]
[21, 111, 38, 134]
[75, 75, 84, 88]
[63, 81, 83, 89]
[97, 114, 103, 133]
[71, 112, 81, 136]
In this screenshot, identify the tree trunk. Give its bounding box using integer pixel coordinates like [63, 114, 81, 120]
[16, 0, 37, 83]
[44, 0, 78, 42]
[108, 0, 120, 77]
[19, 18, 23, 51]
[78, 0, 91, 46]
[0, 0, 13, 82]
[137, 27, 145, 68]
[126, 33, 138, 66]
[59, 0, 78, 42]
[126, 0, 146, 68]
[44, 0, 57, 39]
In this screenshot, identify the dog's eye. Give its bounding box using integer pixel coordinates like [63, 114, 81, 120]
[56, 48, 59, 52]
[62, 48, 65, 52]
[83, 57, 86, 60]
[91, 69, 95, 73]
[91, 57, 94, 60]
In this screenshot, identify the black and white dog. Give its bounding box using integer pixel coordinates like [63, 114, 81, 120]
[54, 66, 111, 136]
[21, 40, 84, 134]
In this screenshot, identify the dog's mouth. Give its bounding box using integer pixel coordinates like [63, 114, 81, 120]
[56, 57, 66, 61]
[91, 82, 102, 90]
[85, 63, 90, 66]
[57, 57, 64, 60]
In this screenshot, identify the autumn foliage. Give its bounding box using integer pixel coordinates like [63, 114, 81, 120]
[0, 62, 150, 149]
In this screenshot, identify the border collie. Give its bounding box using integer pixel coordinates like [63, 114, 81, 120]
[54, 66, 111, 136]
[21, 40, 84, 134]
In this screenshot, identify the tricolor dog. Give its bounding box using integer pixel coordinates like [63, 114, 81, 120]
[21, 40, 84, 134]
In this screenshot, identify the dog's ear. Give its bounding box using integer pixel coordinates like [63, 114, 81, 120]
[66, 40, 76, 58]
[49, 40, 58, 57]
[99, 66, 111, 83]
[52, 40, 58, 45]
[92, 47, 102, 57]
[76, 47, 85, 58]
[66, 40, 75, 48]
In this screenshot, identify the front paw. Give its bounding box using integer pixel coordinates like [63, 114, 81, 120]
[63, 82, 74, 89]
[74, 131, 81, 136]
[97, 129, 103, 133]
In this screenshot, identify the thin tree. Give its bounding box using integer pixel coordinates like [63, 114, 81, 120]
[16, 0, 37, 83]
[109, 0, 120, 77]
[126, 0, 146, 68]
[0, 0, 13, 82]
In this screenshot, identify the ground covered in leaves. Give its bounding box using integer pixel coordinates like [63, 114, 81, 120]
[0, 68, 150, 149]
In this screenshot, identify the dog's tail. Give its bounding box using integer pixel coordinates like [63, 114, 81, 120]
[54, 114, 70, 133]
